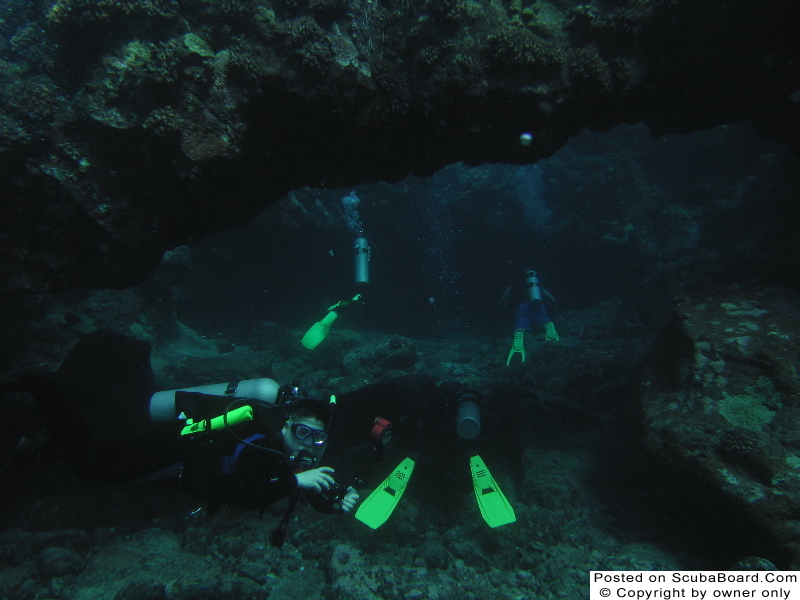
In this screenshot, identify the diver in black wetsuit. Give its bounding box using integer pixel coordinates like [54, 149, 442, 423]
[27, 330, 358, 536]
[179, 396, 358, 515]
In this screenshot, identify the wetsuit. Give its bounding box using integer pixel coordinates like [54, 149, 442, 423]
[183, 424, 339, 514]
[513, 300, 552, 332]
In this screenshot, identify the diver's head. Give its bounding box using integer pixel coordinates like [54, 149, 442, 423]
[280, 398, 331, 458]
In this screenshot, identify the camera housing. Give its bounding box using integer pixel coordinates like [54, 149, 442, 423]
[322, 483, 348, 504]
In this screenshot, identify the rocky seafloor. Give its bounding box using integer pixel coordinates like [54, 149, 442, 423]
[3, 285, 786, 600]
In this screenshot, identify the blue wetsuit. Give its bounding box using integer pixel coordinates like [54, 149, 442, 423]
[514, 300, 551, 332]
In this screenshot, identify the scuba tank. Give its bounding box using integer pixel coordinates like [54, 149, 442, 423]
[525, 269, 543, 308]
[354, 237, 370, 288]
[149, 378, 280, 422]
[455, 390, 482, 441]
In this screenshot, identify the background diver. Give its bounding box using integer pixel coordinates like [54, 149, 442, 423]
[505, 268, 559, 365]
[28, 330, 359, 546]
[301, 231, 371, 350]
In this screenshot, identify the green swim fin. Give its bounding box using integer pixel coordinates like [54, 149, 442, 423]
[544, 321, 559, 341]
[301, 295, 362, 350]
[355, 457, 415, 529]
[506, 331, 525, 366]
[470, 455, 516, 528]
[301, 311, 338, 349]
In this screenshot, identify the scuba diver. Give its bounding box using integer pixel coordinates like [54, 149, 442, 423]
[301, 229, 371, 350]
[171, 390, 358, 514]
[505, 268, 559, 366]
[27, 330, 359, 546]
[11, 332, 515, 537]
[339, 379, 517, 530]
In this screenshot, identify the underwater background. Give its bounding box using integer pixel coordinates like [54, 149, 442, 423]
[3, 121, 799, 599]
[3, 0, 800, 598]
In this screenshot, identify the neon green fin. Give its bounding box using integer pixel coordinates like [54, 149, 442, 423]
[327, 294, 361, 311]
[545, 321, 559, 341]
[301, 311, 338, 349]
[470, 455, 516, 528]
[355, 457, 415, 529]
[506, 331, 525, 366]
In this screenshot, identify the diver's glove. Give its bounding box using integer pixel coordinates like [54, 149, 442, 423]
[506, 331, 526, 366]
[545, 321, 559, 341]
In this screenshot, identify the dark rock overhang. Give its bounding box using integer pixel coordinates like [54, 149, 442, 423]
[2, 0, 799, 294]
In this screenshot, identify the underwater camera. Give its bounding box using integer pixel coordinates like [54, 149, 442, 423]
[321, 483, 348, 504]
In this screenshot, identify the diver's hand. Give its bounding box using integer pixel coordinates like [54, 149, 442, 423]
[295, 466, 336, 493]
[336, 487, 360, 514]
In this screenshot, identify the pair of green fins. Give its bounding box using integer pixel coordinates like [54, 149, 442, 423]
[354, 455, 516, 529]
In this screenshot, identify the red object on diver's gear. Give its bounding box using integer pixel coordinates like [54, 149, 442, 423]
[371, 417, 393, 447]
